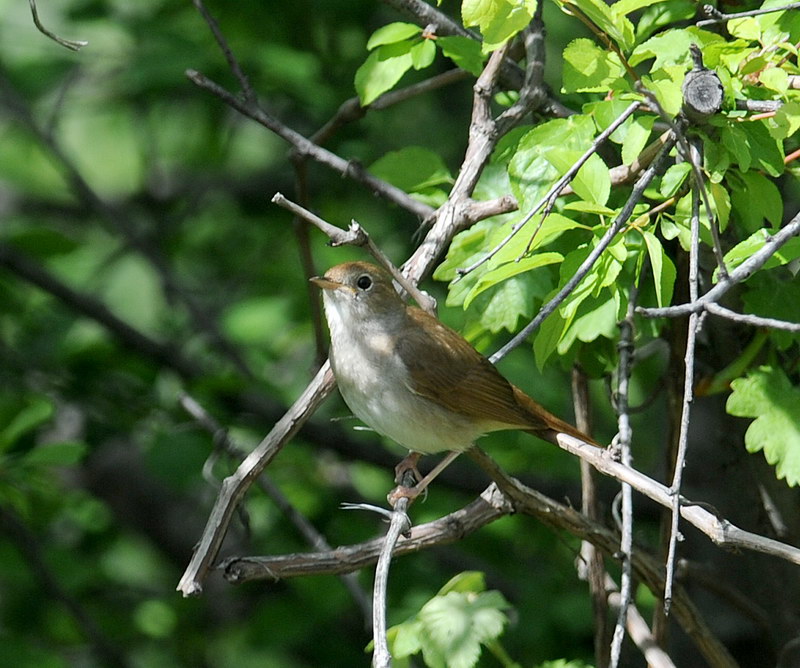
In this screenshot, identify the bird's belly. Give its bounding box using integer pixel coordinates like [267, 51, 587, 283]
[332, 349, 481, 453]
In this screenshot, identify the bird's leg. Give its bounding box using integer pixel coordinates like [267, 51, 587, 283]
[389, 450, 462, 506]
[394, 451, 422, 485]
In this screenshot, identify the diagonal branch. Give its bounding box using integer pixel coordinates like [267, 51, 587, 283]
[184, 69, 434, 221]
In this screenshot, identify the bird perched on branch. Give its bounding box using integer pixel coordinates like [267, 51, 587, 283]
[311, 261, 595, 497]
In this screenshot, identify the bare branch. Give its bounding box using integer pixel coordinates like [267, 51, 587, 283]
[638, 209, 800, 319]
[372, 475, 415, 667]
[610, 285, 637, 668]
[185, 69, 435, 221]
[28, 0, 87, 51]
[178, 393, 371, 622]
[705, 303, 800, 331]
[177, 363, 336, 596]
[663, 172, 702, 615]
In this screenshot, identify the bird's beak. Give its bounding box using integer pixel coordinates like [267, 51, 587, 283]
[309, 275, 341, 291]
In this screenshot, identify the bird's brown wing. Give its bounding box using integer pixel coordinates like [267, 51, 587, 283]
[399, 307, 550, 431]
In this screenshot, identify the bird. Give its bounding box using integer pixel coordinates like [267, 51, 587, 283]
[311, 260, 595, 497]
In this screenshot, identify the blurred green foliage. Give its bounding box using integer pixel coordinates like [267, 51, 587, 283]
[1, 0, 799, 666]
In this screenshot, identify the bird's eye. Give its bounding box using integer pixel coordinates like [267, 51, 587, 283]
[356, 274, 373, 290]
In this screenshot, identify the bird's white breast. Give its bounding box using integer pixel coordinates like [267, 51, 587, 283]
[322, 294, 481, 453]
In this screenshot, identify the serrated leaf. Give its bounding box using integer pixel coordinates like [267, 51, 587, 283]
[480, 274, 536, 333]
[418, 591, 510, 668]
[724, 121, 784, 176]
[558, 289, 619, 350]
[641, 230, 676, 307]
[491, 213, 589, 266]
[462, 0, 538, 52]
[438, 36, 485, 75]
[729, 171, 782, 233]
[0, 397, 54, 452]
[563, 38, 625, 92]
[22, 441, 88, 467]
[366, 22, 422, 50]
[369, 146, 453, 193]
[727, 367, 800, 486]
[355, 43, 414, 105]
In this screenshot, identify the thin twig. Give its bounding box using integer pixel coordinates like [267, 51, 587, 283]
[192, 0, 254, 102]
[271, 193, 437, 314]
[697, 1, 800, 26]
[663, 164, 702, 615]
[372, 474, 415, 666]
[573, 367, 609, 668]
[489, 133, 678, 363]
[610, 284, 637, 667]
[28, 0, 87, 51]
[704, 303, 800, 332]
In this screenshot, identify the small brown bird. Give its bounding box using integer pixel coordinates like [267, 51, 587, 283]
[311, 261, 594, 493]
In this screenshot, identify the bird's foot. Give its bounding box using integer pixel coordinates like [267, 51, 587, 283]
[394, 452, 423, 486]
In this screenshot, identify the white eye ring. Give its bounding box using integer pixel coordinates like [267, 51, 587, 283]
[356, 274, 373, 290]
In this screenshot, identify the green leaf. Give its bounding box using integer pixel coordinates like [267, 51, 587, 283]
[545, 150, 610, 206]
[641, 230, 676, 307]
[643, 68, 684, 116]
[534, 308, 567, 369]
[0, 397, 54, 452]
[621, 116, 656, 164]
[418, 591, 510, 668]
[635, 0, 697, 42]
[411, 38, 437, 69]
[366, 22, 422, 50]
[729, 171, 783, 233]
[480, 274, 537, 333]
[613, 0, 667, 17]
[558, 0, 634, 51]
[492, 212, 589, 266]
[22, 441, 88, 467]
[630, 27, 722, 68]
[437, 571, 487, 595]
[559, 289, 620, 351]
[438, 36, 486, 76]
[462, 0, 538, 51]
[723, 121, 785, 176]
[659, 162, 691, 198]
[369, 146, 453, 193]
[727, 367, 800, 486]
[508, 115, 598, 210]
[562, 38, 625, 93]
[355, 42, 415, 105]
[464, 252, 563, 308]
